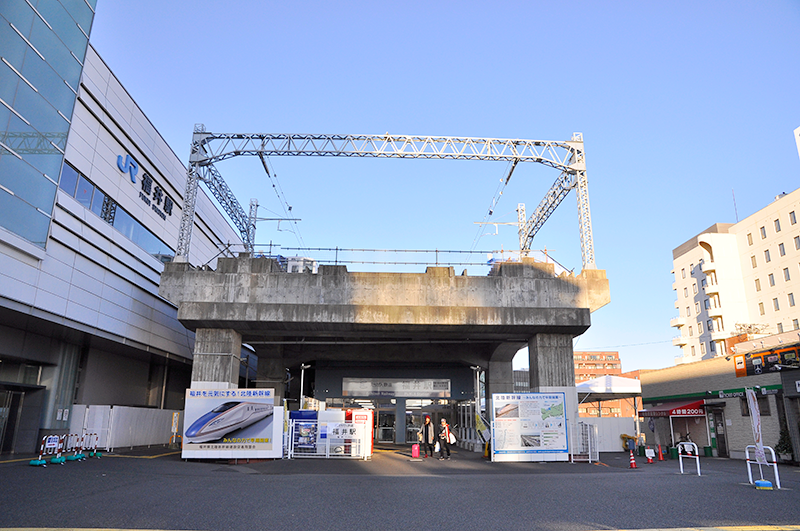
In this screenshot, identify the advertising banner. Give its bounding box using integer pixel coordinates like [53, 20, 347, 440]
[182, 389, 282, 459]
[491, 392, 568, 462]
[745, 388, 768, 465]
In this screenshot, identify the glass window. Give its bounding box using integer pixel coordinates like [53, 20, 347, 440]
[710, 341, 716, 352]
[747, 233, 753, 245]
[28, 17, 82, 85]
[0, 21, 29, 74]
[684, 287, 688, 297]
[692, 284, 698, 294]
[686, 306, 691, 317]
[795, 236, 800, 250]
[59, 163, 79, 195]
[769, 273, 775, 287]
[700, 342, 705, 354]
[778, 322, 784, 333]
[61, 0, 96, 33]
[741, 396, 770, 416]
[765, 249, 771, 263]
[19, 49, 78, 116]
[755, 278, 761, 292]
[773, 298, 780, 311]
[691, 346, 696, 356]
[0, 154, 57, 212]
[759, 302, 765, 315]
[695, 301, 700, 313]
[1, 1, 36, 35]
[794, 319, 799, 330]
[760, 226, 767, 239]
[707, 319, 713, 331]
[681, 268, 686, 279]
[689, 326, 693, 337]
[704, 298, 710, 309]
[751, 255, 757, 268]
[35, 1, 89, 57]
[89, 187, 106, 217]
[785, 268, 791, 282]
[0, 192, 51, 248]
[789, 293, 795, 307]
[698, 321, 703, 334]
[75, 175, 93, 209]
[775, 219, 781, 232]
[780, 243, 786, 256]
[791, 211, 797, 225]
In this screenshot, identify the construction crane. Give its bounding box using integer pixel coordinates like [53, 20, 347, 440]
[175, 125, 595, 270]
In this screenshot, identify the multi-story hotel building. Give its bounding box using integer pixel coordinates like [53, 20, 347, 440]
[0, 1, 243, 454]
[671, 188, 800, 364]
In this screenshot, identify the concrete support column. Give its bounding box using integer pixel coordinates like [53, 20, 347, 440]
[256, 357, 286, 405]
[486, 360, 514, 416]
[528, 333, 575, 390]
[191, 328, 242, 389]
[395, 398, 406, 444]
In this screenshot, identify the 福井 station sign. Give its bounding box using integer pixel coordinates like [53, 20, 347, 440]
[117, 154, 174, 221]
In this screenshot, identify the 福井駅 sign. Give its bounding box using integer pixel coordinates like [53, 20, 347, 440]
[117, 154, 175, 220]
[491, 392, 568, 462]
[342, 378, 450, 398]
[181, 389, 282, 459]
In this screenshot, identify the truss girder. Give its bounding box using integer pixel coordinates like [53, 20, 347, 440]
[176, 128, 596, 270]
[190, 133, 579, 172]
[1, 132, 68, 155]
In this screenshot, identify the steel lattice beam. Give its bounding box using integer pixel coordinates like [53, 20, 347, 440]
[175, 125, 595, 270]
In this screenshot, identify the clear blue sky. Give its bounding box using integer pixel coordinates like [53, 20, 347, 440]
[89, 1, 800, 372]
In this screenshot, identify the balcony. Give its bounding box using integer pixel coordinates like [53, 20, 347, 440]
[700, 261, 716, 273]
[710, 330, 729, 341]
[673, 335, 687, 346]
[670, 316, 686, 328]
[705, 283, 720, 295]
[708, 306, 724, 318]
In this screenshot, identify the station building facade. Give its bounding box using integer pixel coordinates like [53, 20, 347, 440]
[0, 1, 243, 454]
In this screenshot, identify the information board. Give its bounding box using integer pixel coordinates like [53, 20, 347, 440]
[491, 392, 568, 462]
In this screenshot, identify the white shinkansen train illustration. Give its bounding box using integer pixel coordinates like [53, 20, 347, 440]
[185, 401, 274, 443]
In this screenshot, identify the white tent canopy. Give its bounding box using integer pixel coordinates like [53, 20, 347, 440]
[576, 375, 642, 402]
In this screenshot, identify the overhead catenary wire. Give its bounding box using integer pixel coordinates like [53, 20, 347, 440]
[470, 159, 517, 252]
[258, 154, 306, 248]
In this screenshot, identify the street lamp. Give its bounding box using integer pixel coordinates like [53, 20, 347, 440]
[299, 363, 311, 409]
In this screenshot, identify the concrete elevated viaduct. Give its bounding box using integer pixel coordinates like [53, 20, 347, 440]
[159, 256, 609, 440]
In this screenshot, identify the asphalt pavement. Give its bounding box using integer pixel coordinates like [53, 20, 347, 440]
[1, 445, 799, 531]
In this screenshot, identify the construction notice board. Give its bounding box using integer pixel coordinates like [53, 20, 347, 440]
[491, 392, 568, 462]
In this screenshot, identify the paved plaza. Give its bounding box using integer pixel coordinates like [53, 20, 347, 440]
[0, 446, 799, 531]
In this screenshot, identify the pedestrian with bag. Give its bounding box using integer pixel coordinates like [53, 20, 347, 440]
[418, 415, 436, 458]
[438, 418, 454, 460]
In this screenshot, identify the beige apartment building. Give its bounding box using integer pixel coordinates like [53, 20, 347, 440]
[671, 188, 800, 364]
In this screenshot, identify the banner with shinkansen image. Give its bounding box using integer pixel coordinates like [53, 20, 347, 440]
[491, 392, 568, 462]
[182, 389, 283, 459]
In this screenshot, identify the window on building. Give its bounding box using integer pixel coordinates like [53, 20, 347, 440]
[710, 341, 716, 352]
[684, 287, 688, 297]
[774, 298, 780, 311]
[747, 233, 754, 245]
[751, 255, 757, 268]
[689, 326, 693, 336]
[795, 236, 800, 250]
[681, 268, 686, 279]
[741, 396, 771, 416]
[759, 302, 765, 315]
[701, 278, 707, 287]
[686, 306, 691, 317]
[755, 278, 761, 292]
[700, 342, 706, 354]
[793, 319, 799, 330]
[692, 284, 698, 294]
[791, 211, 797, 225]
[775, 219, 781, 232]
[769, 273, 775, 287]
[760, 226, 767, 239]
[789, 293, 795, 307]
[780, 243, 786, 256]
[778, 322, 784, 333]
[765, 249, 771, 263]
[704, 299, 710, 309]
[695, 301, 700, 313]
[698, 321, 703, 334]
[707, 319, 713, 332]
[691, 346, 696, 356]
[785, 268, 791, 281]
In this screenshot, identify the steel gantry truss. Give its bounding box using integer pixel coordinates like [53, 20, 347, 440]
[175, 125, 595, 269]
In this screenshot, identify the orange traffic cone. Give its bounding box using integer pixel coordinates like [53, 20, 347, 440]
[629, 450, 638, 469]
[657, 444, 664, 461]
[646, 447, 654, 464]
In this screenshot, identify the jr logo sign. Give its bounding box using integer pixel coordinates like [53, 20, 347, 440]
[117, 154, 138, 183]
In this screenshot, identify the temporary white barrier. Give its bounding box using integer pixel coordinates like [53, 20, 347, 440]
[70, 405, 181, 451]
[677, 441, 700, 476]
[745, 445, 781, 490]
[570, 422, 599, 463]
[288, 420, 371, 460]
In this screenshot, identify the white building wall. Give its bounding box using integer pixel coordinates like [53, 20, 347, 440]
[671, 189, 800, 364]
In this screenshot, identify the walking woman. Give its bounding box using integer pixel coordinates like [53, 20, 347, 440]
[418, 415, 436, 458]
[438, 418, 452, 460]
